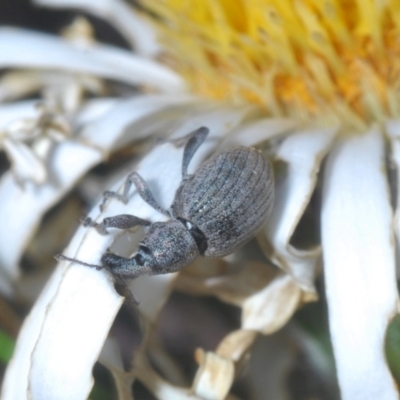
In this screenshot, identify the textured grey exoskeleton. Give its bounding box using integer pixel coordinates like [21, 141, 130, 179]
[58, 127, 274, 281]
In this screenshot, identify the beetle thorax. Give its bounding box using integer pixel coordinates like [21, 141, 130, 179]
[141, 220, 199, 274]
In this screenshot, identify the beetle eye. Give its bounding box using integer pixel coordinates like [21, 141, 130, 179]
[139, 245, 152, 256]
[135, 253, 145, 266]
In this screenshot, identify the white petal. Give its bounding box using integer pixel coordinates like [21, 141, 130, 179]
[321, 126, 399, 400]
[192, 350, 234, 400]
[34, 0, 160, 56]
[0, 142, 100, 283]
[386, 118, 400, 276]
[225, 117, 297, 147]
[216, 330, 257, 362]
[174, 260, 277, 306]
[0, 28, 184, 92]
[129, 274, 177, 322]
[3, 139, 47, 184]
[1, 266, 64, 400]
[135, 362, 198, 400]
[73, 97, 118, 127]
[98, 337, 124, 371]
[241, 274, 301, 334]
[80, 94, 199, 149]
[265, 126, 337, 292]
[1, 262, 123, 400]
[0, 70, 102, 104]
[0, 101, 40, 127]
[0, 99, 115, 133]
[98, 338, 135, 400]
[29, 263, 123, 400]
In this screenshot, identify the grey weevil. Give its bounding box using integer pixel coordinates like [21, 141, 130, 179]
[57, 127, 274, 284]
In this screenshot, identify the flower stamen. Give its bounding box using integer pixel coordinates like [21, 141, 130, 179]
[141, 0, 400, 130]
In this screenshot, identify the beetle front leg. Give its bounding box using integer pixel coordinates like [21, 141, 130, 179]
[112, 274, 140, 306]
[82, 214, 151, 235]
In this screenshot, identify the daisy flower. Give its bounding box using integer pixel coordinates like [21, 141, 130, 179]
[1, 1, 399, 399]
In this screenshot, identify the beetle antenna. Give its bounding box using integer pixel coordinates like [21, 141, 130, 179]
[55, 254, 104, 270]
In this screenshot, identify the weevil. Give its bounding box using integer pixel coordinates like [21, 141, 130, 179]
[57, 127, 274, 282]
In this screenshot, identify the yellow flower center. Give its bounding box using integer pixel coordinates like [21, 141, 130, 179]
[142, 0, 400, 130]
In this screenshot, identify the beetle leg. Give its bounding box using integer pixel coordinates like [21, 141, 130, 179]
[81, 214, 151, 235]
[127, 172, 170, 216]
[100, 171, 170, 216]
[113, 274, 140, 306]
[99, 127, 209, 211]
[181, 126, 209, 179]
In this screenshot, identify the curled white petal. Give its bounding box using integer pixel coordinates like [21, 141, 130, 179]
[135, 361, 199, 400]
[225, 117, 297, 147]
[73, 97, 118, 127]
[80, 94, 199, 150]
[0, 28, 184, 92]
[265, 126, 337, 292]
[0, 101, 40, 127]
[2, 261, 123, 400]
[192, 350, 234, 400]
[321, 126, 399, 400]
[0, 142, 100, 283]
[2, 266, 64, 400]
[241, 274, 301, 333]
[3, 139, 47, 184]
[29, 263, 123, 400]
[34, 0, 160, 56]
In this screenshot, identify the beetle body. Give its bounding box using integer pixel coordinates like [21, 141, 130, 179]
[58, 128, 274, 281]
[172, 146, 273, 257]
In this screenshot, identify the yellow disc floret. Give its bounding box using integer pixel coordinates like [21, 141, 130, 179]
[141, 0, 400, 129]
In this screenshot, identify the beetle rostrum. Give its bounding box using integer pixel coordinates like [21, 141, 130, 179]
[57, 127, 274, 281]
